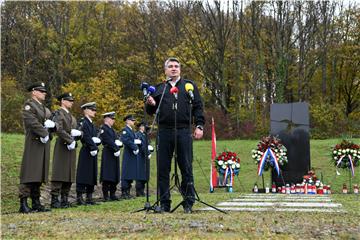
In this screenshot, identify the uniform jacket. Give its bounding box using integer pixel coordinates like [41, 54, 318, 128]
[145, 78, 205, 129]
[51, 108, 77, 182]
[136, 131, 150, 181]
[20, 98, 52, 184]
[100, 124, 120, 183]
[120, 125, 139, 180]
[76, 117, 98, 185]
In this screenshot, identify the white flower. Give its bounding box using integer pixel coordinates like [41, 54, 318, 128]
[231, 164, 236, 169]
[218, 160, 223, 166]
[236, 163, 240, 168]
[221, 165, 227, 169]
[228, 160, 233, 165]
[333, 150, 337, 154]
[338, 152, 342, 155]
[334, 157, 338, 160]
[275, 149, 278, 153]
[342, 149, 346, 153]
[346, 149, 350, 153]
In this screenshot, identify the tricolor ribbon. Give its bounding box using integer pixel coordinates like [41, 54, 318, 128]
[336, 154, 355, 176]
[258, 148, 281, 176]
[223, 166, 234, 186]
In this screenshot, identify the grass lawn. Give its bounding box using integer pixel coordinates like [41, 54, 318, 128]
[1, 133, 360, 239]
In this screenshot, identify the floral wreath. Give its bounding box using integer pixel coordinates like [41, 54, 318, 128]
[251, 135, 288, 176]
[332, 140, 359, 176]
[215, 151, 241, 176]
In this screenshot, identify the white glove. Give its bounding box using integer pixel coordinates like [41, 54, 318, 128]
[134, 139, 142, 145]
[90, 150, 98, 156]
[71, 129, 82, 137]
[92, 137, 101, 144]
[40, 135, 49, 143]
[115, 139, 123, 147]
[133, 149, 139, 155]
[114, 150, 121, 157]
[67, 141, 76, 150]
[148, 154, 152, 159]
[148, 145, 154, 152]
[44, 119, 55, 129]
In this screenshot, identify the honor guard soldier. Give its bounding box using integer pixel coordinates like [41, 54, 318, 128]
[135, 121, 152, 197]
[146, 57, 205, 213]
[99, 112, 123, 201]
[120, 115, 141, 199]
[19, 82, 56, 213]
[76, 102, 101, 205]
[50, 93, 81, 208]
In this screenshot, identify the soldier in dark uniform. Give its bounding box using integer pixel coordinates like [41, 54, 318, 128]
[100, 111, 123, 201]
[120, 115, 141, 199]
[135, 121, 152, 197]
[146, 57, 205, 213]
[19, 82, 56, 213]
[76, 102, 101, 205]
[50, 92, 81, 208]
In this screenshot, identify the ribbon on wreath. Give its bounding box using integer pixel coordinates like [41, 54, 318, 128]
[336, 154, 355, 176]
[223, 166, 234, 186]
[258, 147, 281, 176]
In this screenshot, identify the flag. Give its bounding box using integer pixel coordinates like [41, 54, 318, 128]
[210, 117, 218, 192]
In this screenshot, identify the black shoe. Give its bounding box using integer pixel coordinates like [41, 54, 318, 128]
[183, 206, 193, 214]
[161, 205, 171, 213]
[86, 193, 99, 205]
[76, 192, 86, 205]
[103, 190, 110, 202]
[32, 197, 51, 212]
[136, 191, 145, 197]
[51, 194, 61, 208]
[19, 197, 32, 214]
[109, 192, 119, 201]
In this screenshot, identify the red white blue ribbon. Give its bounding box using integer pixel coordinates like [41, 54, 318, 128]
[258, 148, 281, 176]
[223, 166, 234, 186]
[337, 154, 355, 176]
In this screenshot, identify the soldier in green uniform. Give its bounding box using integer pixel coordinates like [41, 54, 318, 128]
[19, 82, 56, 213]
[50, 93, 82, 208]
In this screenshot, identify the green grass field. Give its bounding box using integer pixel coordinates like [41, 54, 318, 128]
[1, 133, 360, 239]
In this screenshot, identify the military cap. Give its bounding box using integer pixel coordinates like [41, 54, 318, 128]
[57, 92, 74, 102]
[81, 102, 96, 110]
[102, 111, 116, 119]
[137, 121, 146, 128]
[27, 82, 47, 92]
[123, 114, 136, 122]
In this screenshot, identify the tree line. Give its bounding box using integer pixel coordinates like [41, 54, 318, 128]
[1, 0, 359, 139]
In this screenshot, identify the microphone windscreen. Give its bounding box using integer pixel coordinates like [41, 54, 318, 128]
[185, 83, 194, 92]
[140, 82, 149, 90]
[148, 86, 156, 93]
[170, 86, 179, 94]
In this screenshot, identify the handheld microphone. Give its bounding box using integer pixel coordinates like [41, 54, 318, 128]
[185, 83, 194, 100]
[140, 82, 149, 96]
[170, 86, 179, 100]
[146, 85, 156, 99]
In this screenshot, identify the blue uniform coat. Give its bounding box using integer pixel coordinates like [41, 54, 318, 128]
[76, 117, 98, 185]
[100, 124, 120, 183]
[120, 125, 139, 180]
[136, 131, 150, 181]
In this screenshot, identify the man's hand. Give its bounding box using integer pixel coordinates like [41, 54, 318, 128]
[193, 128, 203, 139]
[146, 96, 156, 106]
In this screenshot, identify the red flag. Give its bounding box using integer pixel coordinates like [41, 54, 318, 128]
[210, 117, 218, 191]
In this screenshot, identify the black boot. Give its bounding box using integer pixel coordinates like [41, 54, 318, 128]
[109, 191, 119, 201]
[19, 197, 32, 213]
[102, 184, 110, 202]
[51, 194, 61, 208]
[76, 192, 86, 205]
[136, 189, 145, 197]
[60, 193, 70, 208]
[32, 197, 51, 212]
[86, 193, 98, 205]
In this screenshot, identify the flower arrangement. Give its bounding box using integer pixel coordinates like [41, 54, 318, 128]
[215, 151, 241, 175]
[331, 140, 359, 174]
[251, 136, 288, 173]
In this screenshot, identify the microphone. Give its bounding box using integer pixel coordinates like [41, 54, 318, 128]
[140, 82, 149, 96]
[170, 86, 179, 100]
[185, 83, 194, 100]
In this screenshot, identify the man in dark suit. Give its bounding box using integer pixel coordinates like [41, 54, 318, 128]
[76, 102, 101, 205]
[19, 82, 56, 213]
[100, 111, 122, 201]
[50, 92, 81, 208]
[146, 57, 205, 213]
[120, 115, 141, 199]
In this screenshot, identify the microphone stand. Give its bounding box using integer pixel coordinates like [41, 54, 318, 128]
[170, 93, 227, 214]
